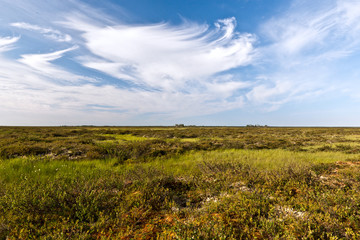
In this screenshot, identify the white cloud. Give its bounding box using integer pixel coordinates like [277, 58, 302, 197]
[250, 0, 360, 109]
[11, 22, 72, 42]
[66, 17, 256, 92]
[262, 0, 360, 61]
[19, 46, 77, 70]
[0, 1, 263, 124]
[77, 56, 136, 81]
[17, 46, 95, 84]
[0, 32, 248, 125]
[0, 36, 20, 52]
[337, 1, 360, 30]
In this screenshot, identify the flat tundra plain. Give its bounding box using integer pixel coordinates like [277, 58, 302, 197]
[1, 126, 360, 239]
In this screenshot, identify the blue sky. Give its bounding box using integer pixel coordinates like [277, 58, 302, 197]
[1, 0, 360, 126]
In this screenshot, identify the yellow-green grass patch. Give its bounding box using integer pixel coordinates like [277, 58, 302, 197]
[100, 134, 155, 142]
[131, 149, 360, 176]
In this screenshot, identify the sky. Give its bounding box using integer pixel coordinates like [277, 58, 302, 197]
[1, 0, 360, 126]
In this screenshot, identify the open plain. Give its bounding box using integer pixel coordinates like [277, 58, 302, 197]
[1, 126, 360, 239]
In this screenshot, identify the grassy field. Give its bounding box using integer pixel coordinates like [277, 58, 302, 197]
[1, 126, 360, 239]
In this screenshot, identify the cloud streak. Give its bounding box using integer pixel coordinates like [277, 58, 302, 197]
[67, 16, 256, 93]
[0, 36, 20, 52]
[18, 46, 84, 83]
[262, 0, 360, 61]
[11, 22, 72, 42]
[246, 0, 360, 107]
[0, 16, 254, 124]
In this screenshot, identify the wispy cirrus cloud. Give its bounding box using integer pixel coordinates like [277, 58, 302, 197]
[19, 46, 77, 70]
[11, 22, 72, 42]
[244, 0, 360, 108]
[261, 0, 360, 61]
[0, 18, 253, 125]
[0, 36, 20, 52]
[17, 46, 88, 83]
[65, 16, 256, 93]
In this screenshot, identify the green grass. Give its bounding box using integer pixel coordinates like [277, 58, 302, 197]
[343, 134, 360, 141]
[100, 133, 154, 142]
[2, 127, 360, 239]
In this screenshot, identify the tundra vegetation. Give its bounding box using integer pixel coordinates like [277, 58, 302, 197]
[1, 126, 360, 239]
